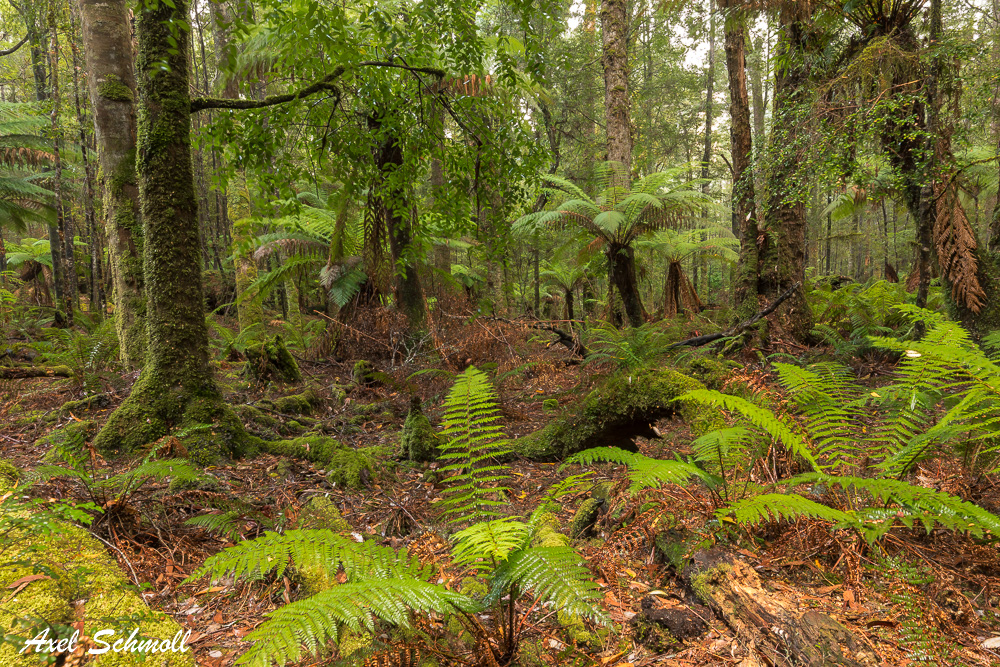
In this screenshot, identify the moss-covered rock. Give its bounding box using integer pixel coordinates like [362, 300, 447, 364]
[401, 397, 440, 462]
[570, 498, 604, 538]
[58, 393, 113, 417]
[261, 437, 388, 488]
[512, 366, 724, 460]
[353, 360, 378, 386]
[542, 398, 559, 412]
[244, 335, 301, 384]
[296, 496, 351, 532]
[0, 511, 194, 666]
[257, 389, 321, 416]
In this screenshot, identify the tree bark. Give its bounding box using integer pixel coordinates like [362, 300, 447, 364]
[49, 4, 75, 325]
[724, 7, 760, 323]
[608, 243, 644, 327]
[94, 0, 249, 459]
[77, 0, 147, 367]
[686, 550, 874, 667]
[370, 113, 426, 334]
[757, 6, 813, 343]
[601, 0, 631, 177]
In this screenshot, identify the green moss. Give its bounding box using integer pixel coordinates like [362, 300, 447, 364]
[683, 356, 739, 391]
[58, 394, 113, 416]
[542, 398, 559, 412]
[260, 437, 389, 488]
[296, 496, 350, 532]
[97, 74, 135, 103]
[513, 367, 722, 460]
[401, 397, 439, 462]
[353, 360, 376, 385]
[570, 498, 603, 538]
[533, 525, 570, 548]
[0, 460, 18, 491]
[0, 519, 193, 667]
[458, 576, 488, 599]
[244, 335, 301, 384]
[330, 384, 349, 406]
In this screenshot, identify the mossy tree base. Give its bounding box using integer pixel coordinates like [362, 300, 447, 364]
[93, 369, 256, 463]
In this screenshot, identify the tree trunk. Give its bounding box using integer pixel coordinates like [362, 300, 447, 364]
[757, 7, 813, 343]
[77, 0, 147, 367]
[696, 0, 715, 295]
[601, 0, 631, 176]
[370, 113, 425, 334]
[608, 243, 644, 327]
[93, 0, 250, 459]
[724, 7, 760, 323]
[49, 5, 75, 325]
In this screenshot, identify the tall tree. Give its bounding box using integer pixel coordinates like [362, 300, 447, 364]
[600, 0, 631, 175]
[77, 0, 147, 367]
[93, 0, 249, 457]
[722, 2, 760, 322]
[756, 2, 814, 343]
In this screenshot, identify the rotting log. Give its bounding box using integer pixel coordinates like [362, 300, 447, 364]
[685, 549, 875, 667]
[0, 365, 72, 378]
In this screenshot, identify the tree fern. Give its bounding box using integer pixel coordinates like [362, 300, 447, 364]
[438, 367, 512, 523]
[451, 518, 530, 570]
[721, 493, 859, 530]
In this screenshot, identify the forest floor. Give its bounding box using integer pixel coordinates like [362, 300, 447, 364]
[3, 308, 1000, 667]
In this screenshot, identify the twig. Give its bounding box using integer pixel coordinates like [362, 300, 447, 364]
[90, 531, 142, 589]
[668, 281, 802, 349]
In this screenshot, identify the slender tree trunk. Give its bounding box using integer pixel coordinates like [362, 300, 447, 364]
[990, 0, 1000, 250]
[94, 0, 248, 458]
[601, 0, 631, 176]
[49, 4, 74, 324]
[696, 0, 715, 297]
[724, 5, 760, 322]
[77, 0, 146, 366]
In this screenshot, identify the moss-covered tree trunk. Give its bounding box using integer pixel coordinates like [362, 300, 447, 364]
[77, 0, 147, 367]
[93, 0, 249, 460]
[757, 6, 813, 343]
[600, 0, 631, 174]
[369, 112, 425, 334]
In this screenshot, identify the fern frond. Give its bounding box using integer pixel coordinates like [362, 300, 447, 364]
[722, 493, 859, 529]
[679, 389, 821, 471]
[565, 446, 704, 494]
[237, 581, 477, 667]
[485, 546, 607, 623]
[451, 519, 530, 570]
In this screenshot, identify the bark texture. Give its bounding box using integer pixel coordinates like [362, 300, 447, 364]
[724, 10, 760, 323]
[757, 6, 813, 343]
[687, 550, 875, 667]
[600, 0, 631, 175]
[77, 0, 146, 367]
[93, 0, 250, 461]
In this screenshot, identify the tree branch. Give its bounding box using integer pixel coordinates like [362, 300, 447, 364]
[190, 61, 446, 113]
[668, 281, 802, 349]
[0, 34, 28, 57]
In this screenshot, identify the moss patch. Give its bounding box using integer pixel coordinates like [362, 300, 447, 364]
[570, 498, 604, 538]
[261, 437, 389, 488]
[513, 367, 722, 460]
[244, 335, 301, 384]
[401, 397, 439, 462]
[0, 510, 193, 666]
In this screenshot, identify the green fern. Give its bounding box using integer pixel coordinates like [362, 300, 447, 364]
[438, 366, 512, 523]
[564, 447, 707, 494]
[451, 518, 530, 570]
[484, 546, 606, 622]
[236, 580, 476, 667]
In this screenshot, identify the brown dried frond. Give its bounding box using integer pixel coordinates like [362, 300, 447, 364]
[425, 74, 494, 97]
[933, 180, 985, 313]
[363, 644, 423, 667]
[253, 237, 326, 260]
[0, 146, 54, 167]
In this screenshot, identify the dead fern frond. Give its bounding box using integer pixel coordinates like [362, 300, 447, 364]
[933, 180, 985, 313]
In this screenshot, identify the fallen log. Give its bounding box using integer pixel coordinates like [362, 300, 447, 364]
[669, 281, 802, 349]
[685, 549, 875, 667]
[0, 365, 73, 379]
